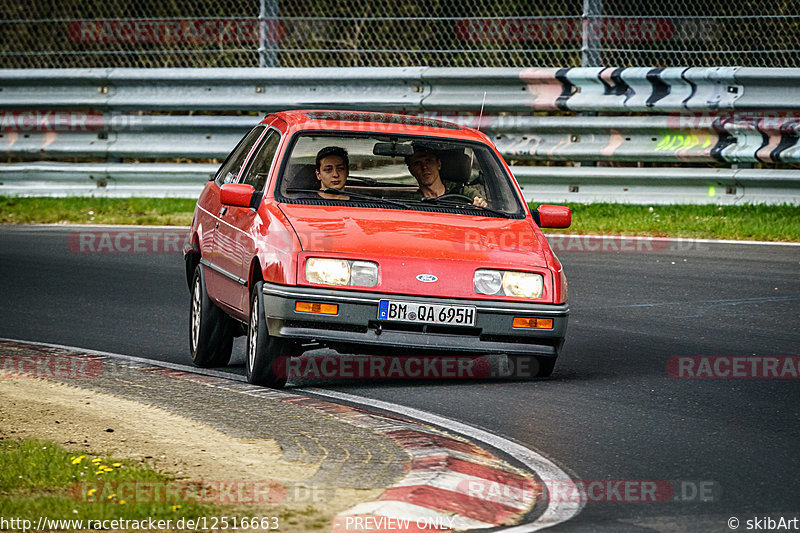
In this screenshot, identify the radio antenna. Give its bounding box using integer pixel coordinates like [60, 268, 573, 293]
[468, 91, 488, 175]
[477, 91, 487, 131]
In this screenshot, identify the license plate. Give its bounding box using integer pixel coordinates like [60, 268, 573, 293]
[378, 300, 476, 326]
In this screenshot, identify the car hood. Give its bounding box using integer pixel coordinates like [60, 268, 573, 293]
[279, 204, 548, 268]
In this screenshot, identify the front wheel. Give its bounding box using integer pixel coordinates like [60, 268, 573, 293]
[533, 355, 557, 378]
[189, 264, 234, 368]
[246, 280, 291, 388]
[507, 354, 557, 379]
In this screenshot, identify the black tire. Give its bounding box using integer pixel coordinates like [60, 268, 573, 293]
[534, 356, 557, 378]
[246, 280, 290, 388]
[507, 354, 557, 379]
[189, 264, 234, 368]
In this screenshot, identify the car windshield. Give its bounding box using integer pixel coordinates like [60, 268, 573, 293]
[276, 133, 525, 218]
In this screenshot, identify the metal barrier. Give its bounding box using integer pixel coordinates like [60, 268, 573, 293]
[0, 162, 217, 198]
[513, 166, 800, 205]
[3, 67, 800, 112]
[1, 67, 799, 203]
[5, 113, 800, 164]
[3, 162, 797, 205]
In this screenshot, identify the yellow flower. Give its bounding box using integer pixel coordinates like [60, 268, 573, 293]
[91, 458, 102, 464]
[71, 455, 85, 465]
[112, 463, 122, 468]
[95, 470, 105, 475]
[87, 488, 97, 497]
[118, 500, 126, 505]
[102, 466, 113, 472]
[172, 505, 181, 512]
[107, 493, 117, 500]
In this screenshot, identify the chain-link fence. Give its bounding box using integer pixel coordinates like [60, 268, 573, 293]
[2, 0, 799, 68]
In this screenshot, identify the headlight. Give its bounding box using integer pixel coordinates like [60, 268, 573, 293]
[474, 270, 502, 295]
[474, 269, 543, 299]
[306, 258, 378, 287]
[502, 271, 543, 299]
[306, 258, 349, 285]
[350, 261, 379, 287]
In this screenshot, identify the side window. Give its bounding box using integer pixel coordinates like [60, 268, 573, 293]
[240, 130, 280, 191]
[214, 125, 264, 187]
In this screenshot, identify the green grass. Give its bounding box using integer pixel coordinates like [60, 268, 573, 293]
[0, 196, 798, 241]
[0, 438, 216, 522]
[548, 203, 800, 242]
[0, 437, 328, 531]
[0, 197, 196, 226]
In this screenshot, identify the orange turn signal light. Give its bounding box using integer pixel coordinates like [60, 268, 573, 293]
[512, 317, 553, 329]
[295, 301, 338, 315]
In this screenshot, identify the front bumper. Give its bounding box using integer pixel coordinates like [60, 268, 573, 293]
[261, 282, 568, 357]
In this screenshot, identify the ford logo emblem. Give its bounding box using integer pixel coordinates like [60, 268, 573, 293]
[416, 274, 438, 283]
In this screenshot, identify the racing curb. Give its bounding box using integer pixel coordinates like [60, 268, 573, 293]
[0, 339, 542, 532]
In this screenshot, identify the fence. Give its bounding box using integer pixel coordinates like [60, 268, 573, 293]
[1, 0, 799, 69]
[1, 67, 799, 204]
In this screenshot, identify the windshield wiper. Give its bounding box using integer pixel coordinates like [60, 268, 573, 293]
[416, 196, 511, 218]
[286, 188, 412, 209]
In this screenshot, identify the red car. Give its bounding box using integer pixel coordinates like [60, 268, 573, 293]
[184, 110, 571, 387]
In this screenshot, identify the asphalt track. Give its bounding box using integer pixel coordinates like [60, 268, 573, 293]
[1, 225, 799, 532]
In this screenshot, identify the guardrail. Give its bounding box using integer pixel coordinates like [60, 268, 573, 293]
[2, 163, 796, 205]
[4, 113, 800, 165]
[4, 67, 800, 112]
[0, 162, 217, 198]
[1, 67, 799, 204]
[513, 166, 800, 205]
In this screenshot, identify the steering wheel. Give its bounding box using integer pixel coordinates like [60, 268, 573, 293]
[434, 193, 474, 203]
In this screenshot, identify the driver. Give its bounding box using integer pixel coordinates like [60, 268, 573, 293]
[406, 146, 487, 207]
[315, 146, 350, 199]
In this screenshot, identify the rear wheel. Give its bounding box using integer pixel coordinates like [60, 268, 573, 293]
[246, 280, 290, 388]
[189, 264, 234, 367]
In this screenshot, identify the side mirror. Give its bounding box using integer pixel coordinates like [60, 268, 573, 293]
[220, 183, 256, 208]
[536, 205, 571, 228]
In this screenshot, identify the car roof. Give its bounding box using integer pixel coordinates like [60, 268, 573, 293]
[265, 110, 490, 142]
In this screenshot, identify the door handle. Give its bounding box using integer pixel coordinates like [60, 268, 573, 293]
[219, 207, 228, 217]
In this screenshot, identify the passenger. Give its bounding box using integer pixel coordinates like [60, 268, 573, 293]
[315, 146, 349, 199]
[406, 146, 487, 207]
